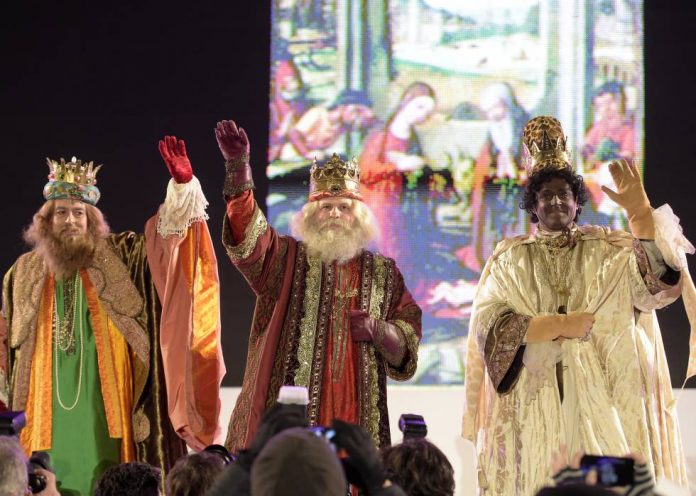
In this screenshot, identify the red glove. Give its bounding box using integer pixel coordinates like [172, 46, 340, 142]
[158, 135, 193, 184]
[349, 310, 406, 367]
[215, 120, 250, 162]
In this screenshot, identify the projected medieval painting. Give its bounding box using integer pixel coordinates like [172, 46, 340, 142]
[267, 0, 643, 384]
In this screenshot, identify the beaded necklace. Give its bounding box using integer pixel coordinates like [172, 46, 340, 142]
[53, 275, 84, 411]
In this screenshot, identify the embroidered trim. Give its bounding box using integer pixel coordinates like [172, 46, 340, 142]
[88, 241, 149, 364]
[283, 244, 307, 383]
[225, 154, 250, 171]
[483, 311, 530, 391]
[133, 408, 151, 443]
[265, 243, 306, 407]
[306, 262, 334, 426]
[222, 206, 268, 263]
[365, 345, 380, 445]
[633, 238, 674, 294]
[8, 252, 46, 349]
[223, 179, 254, 198]
[358, 252, 374, 431]
[387, 320, 419, 381]
[295, 256, 322, 388]
[369, 256, 387, 319]
[365, 253, 385, 444]
[223, 155, 254, 197]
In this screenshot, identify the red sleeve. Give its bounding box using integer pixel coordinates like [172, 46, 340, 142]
[226, 190, 256, 244]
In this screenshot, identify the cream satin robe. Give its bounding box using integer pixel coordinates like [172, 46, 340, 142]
[463, 206, 695, 495]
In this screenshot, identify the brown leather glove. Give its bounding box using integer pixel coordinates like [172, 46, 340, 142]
[526, 312, 595, 343]
[215, 120, 254, 198]
[601, 159, 654, 239]
[349, 310, 406, 367]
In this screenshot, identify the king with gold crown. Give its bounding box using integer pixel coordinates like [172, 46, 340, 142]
[215, 119, 421, 453]
[462, 116, 696, 494]
[0, 141, 225, 495]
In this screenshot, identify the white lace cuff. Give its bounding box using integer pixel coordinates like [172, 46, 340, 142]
[653, 204, 695, 271]
[157, 176, 209, 237]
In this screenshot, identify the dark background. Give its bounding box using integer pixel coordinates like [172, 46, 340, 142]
[1, 1, 695, 387]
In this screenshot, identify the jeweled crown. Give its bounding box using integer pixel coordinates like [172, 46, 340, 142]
[308, 153, 362, 201]
[43, 156, 102, 205]
[522, 116, 574, 176]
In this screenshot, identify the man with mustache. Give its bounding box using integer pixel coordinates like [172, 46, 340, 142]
[216, 119, 421, 453]
[0, 138, 225, 495]
[462, 116, 695, 494]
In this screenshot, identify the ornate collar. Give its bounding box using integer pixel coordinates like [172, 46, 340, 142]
[535, 224, 581, 250]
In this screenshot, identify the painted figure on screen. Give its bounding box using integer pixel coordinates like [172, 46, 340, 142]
[359, 82, 436, 267]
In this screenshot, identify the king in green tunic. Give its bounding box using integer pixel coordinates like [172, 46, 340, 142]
[0, 138, 225, 495]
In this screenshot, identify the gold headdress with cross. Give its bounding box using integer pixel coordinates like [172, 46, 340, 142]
[522, 116, 574, 177]
[308, 153, 362, 202]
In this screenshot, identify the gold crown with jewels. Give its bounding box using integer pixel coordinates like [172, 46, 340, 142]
[308, 153, 362, 202]
[43, 156, 103, 205]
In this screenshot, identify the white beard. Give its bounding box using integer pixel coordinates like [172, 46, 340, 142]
[301, 220, 367, 264]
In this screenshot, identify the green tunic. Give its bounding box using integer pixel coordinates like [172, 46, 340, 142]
[49, 277, 119, 495]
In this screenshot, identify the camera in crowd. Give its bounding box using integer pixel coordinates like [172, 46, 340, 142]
[0, 411, 54, 494]
[203, 443, 235, 465]
[398, 413, 427, 440]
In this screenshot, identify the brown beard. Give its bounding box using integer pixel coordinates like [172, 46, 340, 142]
[36, 228, 97, 279]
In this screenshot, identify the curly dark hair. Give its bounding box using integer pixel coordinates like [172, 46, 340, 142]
[93, 462, 160, 496]
[381, 438, 455, 496]
[520, 168, 589, 223]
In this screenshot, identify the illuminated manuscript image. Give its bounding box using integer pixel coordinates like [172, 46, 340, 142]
[267, 0, 643, 384]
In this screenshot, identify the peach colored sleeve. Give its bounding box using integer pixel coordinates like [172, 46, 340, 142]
[145, 214, 225, 451]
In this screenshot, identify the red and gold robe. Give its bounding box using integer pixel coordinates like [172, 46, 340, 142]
[223, 191, 421, 453]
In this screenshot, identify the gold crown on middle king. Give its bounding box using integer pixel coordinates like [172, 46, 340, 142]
[521, 115, 575, 177]
[308, 153, 362, 201]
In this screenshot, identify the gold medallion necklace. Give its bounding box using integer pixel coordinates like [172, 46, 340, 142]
[53, 275, 84, 411]
[536, 228, 579, 307]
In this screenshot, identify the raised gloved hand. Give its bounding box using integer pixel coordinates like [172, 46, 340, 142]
[526, 312, 595, 343]
[349, 310, 406, 366]
[331, 419, 387, 495]
[601, 159, 654, 239]
[215, 120, 250, 163]
[158, 135, 193, 184]
[216, 120, 254, 198]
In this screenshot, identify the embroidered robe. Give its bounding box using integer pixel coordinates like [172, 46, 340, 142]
[222, 191, 421, 453]
[462, 225, 690, 495]
[0, 184, 224, 492]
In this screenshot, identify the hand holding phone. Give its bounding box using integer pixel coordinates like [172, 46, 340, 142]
[580, 454, 634, 487]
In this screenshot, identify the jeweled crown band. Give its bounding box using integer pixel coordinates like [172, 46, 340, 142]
[44, 156, 102, 205]
[308, 153, 362, 202]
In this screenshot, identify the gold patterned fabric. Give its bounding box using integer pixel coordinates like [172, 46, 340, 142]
[463, 225, 687, 495]
[1, 232, 194, 475]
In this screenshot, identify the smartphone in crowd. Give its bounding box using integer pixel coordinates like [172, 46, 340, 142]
[580, 455, 634, 487]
